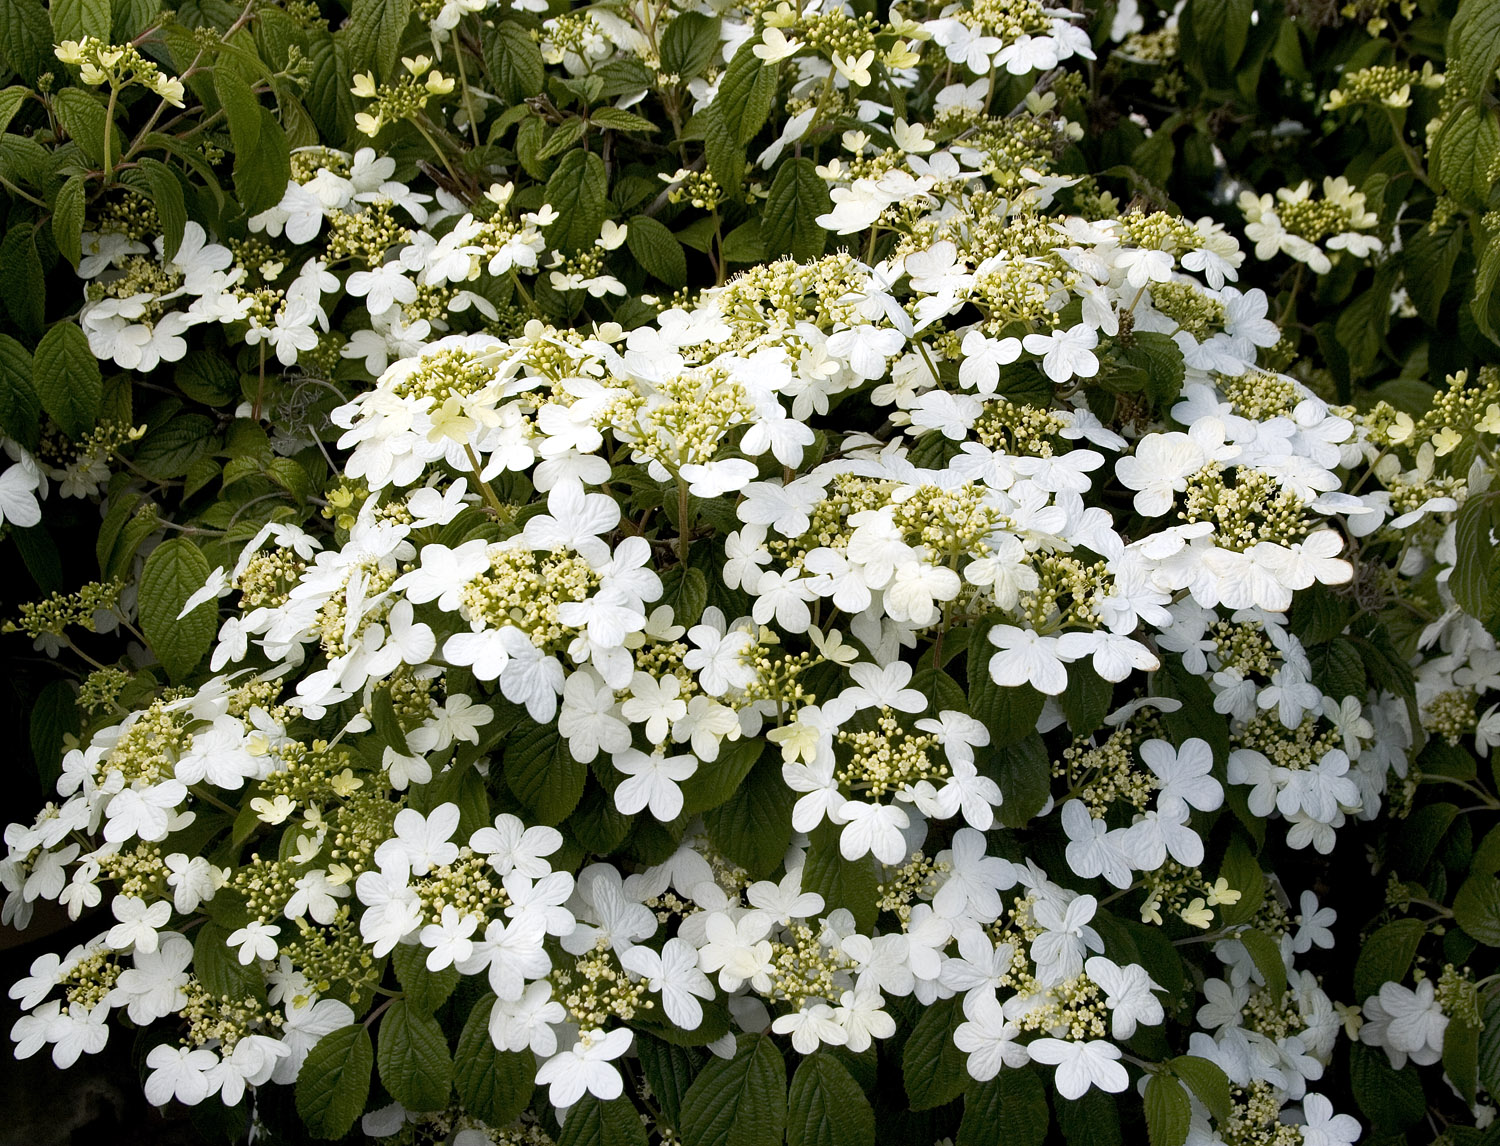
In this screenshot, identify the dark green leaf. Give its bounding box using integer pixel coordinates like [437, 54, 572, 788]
[296, 1024, 374, 1140]
[1349, 1042, 1425, 1131]
[1353, 918, 1427, 1000]
[902, 995, 968, 1111]
[33, 321, 101, 440]
[544, 150, 609, 254]
[1169, 1056, 1231, 1124]
[376, 1000, 453, 1112]
[703, 748, 794, 878]
[787, 1052, 874, 1146]
[455, 995, 536, 1126]
[958, 1069, 1049, 1146]
[559, 1096, 651, 1146]
[803, 821, 879, 933]
[504, 723, 587, 825]
[138, 537, 217, 683]
[678, 1033, 787, 1146]
[763, 159, 831, 263]
[626, 216, 687, 288]
[52, 174, 86, 267]
[391, 942, 458, 1014]
[1455, 875, 1500, 946]
[661, 13, 722, 80]
[1144, 1074, 1191, 1146]
[484, 20, 545, 104]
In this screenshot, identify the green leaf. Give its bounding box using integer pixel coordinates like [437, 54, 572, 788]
[1168, 1056, 1231, 1124]
[33, 321, 102, 441]
[1478, 987, 1500, 1096]
[1349, 1042, 1425, 1131]
[763, 158, 831, 263]
[138, 537, 217, 683]
[376, 999, 453, 1112]
[0, 86, 28, 136]
[1455, 874, 1500, 946]
[0, 333, 40, 450]
[721, 219, 765, 264]
[233, 105, 292, 217]
[1055, 1087, 1122, 1146]
[51, 0, 111, 41]
[787, 1053, 874, 1146]
[133, 413, 215, 480]
[137, 157, 188, 261]
[702, 748, 794, 879]
[803, 821, 879, 933]
[1059, 662, 1112, 735]
[54, 87, 120, 170]
[0, 0, 53, 86]
[1308, 637, 1365, 702]
[341, 0, 412, 81]
[28, 680, 77, 788]
[1432, 103, 1500, 209]
[505, 723, 587, 825]
[1179, 0, 1254, 86]
[1403, 224, 1465, 325]
[535, 118, 587, 161]
[591, 107, 659, 134]
[703, 112, 746, 207]
[715, 43, 777, 146]
[51, 174, 87, 268]
[662, 13, 722, 79]
[678, 1033, 787, 1146]
[193, 920, 265, 1003]
[1238, 929, 1286, 1000]
[1121, 331, 1186, 408]
[902, 994, 968, 1111]
[680, 738, 763, 817]
[986, 733, 1050, 829]
[559, 1096, 650, 1146]
[544, 150, 609, 254]
[296, 1024, 374, 1140]
[1144, 1074, 1191, 1146]
[958, 1069, 1049, 1146]
[1213, 837, 1263, 928]
[484, 20, 545, 104]
[391, 941, 458, 1014]
[1453, 495, 1497, 619]
[1446, 1010, 1482, 1107]
[0, 223, 45, 340]
[455, 995, 536, 1126]
[626, 216, 688, 288]
[1453, 0, 1500, 98]
[1356, 918, 1422, 996]
[637, 1035, 705, 1130]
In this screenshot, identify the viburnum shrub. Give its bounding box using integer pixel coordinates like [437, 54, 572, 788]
[2, 0, 1500, 1144]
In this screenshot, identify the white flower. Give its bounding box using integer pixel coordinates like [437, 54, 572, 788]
[226, 920, 281, 965]
[773, 1002, 849, 1053]
[1140, 737, 1224, 817]
[106, 896, 173, 954]
[612, 749, 697, 821]
[620, 938, 714, 1029]
[1022, 324, 1099, 383]
[374, 804, 461, 876]
[1026, 1038, 1129, 1099]
[987, 624, 1068, 695]
[954, 991, 1029, 1080]
[838, 801, 911, 865]
[535, 1027, 634, 1108]
[1300, 1094, 1361, 1146]
[1084, 956, 1163, 1039]
[145, 1044, 220, 1106]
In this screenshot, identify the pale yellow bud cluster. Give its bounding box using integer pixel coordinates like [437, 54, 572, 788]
[552, 940, 653, 1028]
[1180, 465, 1311, 550]
[460, 548, 600, 650]
[836, 710, 945, 798]
[769, 922, 852, 1003]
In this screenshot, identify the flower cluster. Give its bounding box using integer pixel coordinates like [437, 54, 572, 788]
[4, 0, 1495, 1143]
